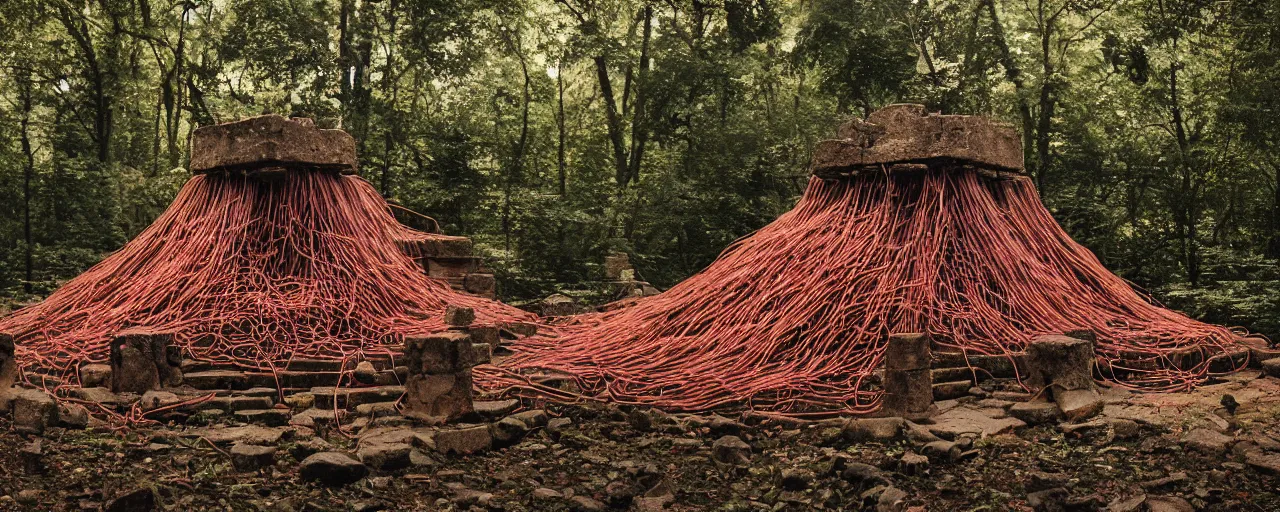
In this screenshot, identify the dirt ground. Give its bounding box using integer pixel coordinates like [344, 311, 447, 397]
[2, 367, 1280, 512]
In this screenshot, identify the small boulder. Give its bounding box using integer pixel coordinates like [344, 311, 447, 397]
[139, 391, 181, 412]
[492, 416, 531, 444]
[1008, 401, 1062, 425]
[12, 389, 56, 435]
[230, 444, 276, 472]
[844, 417, 907, 442]
[434, 425, 493, 455]
[1181, 428, 1233, 456]
[710, 435, 752, 466]
[299, 452, 368, 486]
[357, 441, 412, 471]
[1056, 389, 1104, 421]
[56, 403, 90, 429]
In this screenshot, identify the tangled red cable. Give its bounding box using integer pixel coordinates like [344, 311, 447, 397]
[0, 169, 534, 384]
[479, 168, 1251, 414]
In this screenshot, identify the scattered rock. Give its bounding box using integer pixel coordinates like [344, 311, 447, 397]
[230, 443, 277, 472]
[928, 406, 1026, 438]
[711, 435, 752, 466]
[547, 417, 574, 437]
[19, 440, 42, 473]
[189, 425, 287, 446]
[569, 495, 606, 512]
[139, 390, 181, 412]
[357, 440, 412, 471]
[1145, 496, 1194, 512]
[1180, 428, 1233, 456]
[1008, 401, 1062, 425]
[1106, 494, 1146, 512]
[532, 488, 562, 500]
[473, 399, 519, 418]
[353, 361, 378, 384]
[289, 437, 333, 461]
[844, 417, 907, 442]
[56, 403, 90, 429]
[434, 425, 493, 455]
[299, 452, 368, 486]
[1056, 388, 1104, 421]
[80, 364, 113, 389]
[234, 408, 291, 427]
[104, 487, 157, 512]
[898, 452, 929, 476]
[780, 468, 813, 491]
[511, 409, 549, 429]
[921, 440, 961, 461]
[877, 486, 909, 512]
[492, 416, 531, 444]
[1026, 487, 1068, 512]
[12, 389, 56, 435]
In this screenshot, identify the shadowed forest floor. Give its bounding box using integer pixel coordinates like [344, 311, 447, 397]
[2, 369, 1280, 512]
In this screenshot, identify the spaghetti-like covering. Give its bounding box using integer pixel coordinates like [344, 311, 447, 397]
[0, 169, 533, 382]
[483, 168, 1246, 413]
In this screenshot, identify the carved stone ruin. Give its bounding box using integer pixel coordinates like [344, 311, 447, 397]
[811, 103, 1025, 179]
[1025, 333, 1103, 421]
[880, 332, 935, 419]
[190, 115, 357, 175]
[403, 321, 477, 425]
[0, 332, 15, 406]
[109, 329, 184, 393]
[603, 252, 660, 301]
[395, 234, 498, 299]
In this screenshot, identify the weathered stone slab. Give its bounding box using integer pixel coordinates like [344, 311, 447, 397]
[880, 368, 933, 418]
[1025, 335, 1096, 394]
[812, 104, 1024, 178]
[110, 329, 183, 393]
[404, 332, 475, 374]
[310, 385, 405, 410]
[433, 424, 493, 455]
[884, 333, 931, 371]
[12, 389, 56, 435]
[403, 371, 474, 425]
[190, 115, 356, 174]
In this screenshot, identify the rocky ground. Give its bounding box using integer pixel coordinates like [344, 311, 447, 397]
[2, 368, 1280, 512]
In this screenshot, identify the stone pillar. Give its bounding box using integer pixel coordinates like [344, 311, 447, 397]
[604, 253, 633, 281]
[403, 331, 476, 425]
[880, 333, 934, 420]
[0, 332, 16, 406]
[110, 329, 183, 393]
[1025, 334, 1101, 421]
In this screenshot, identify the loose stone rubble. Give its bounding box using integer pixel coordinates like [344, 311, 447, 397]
[3, 324, 1280, 510]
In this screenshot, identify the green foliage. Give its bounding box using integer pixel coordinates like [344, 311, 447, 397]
[0, 0, 1278, 320]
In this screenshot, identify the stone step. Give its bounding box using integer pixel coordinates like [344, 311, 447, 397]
[184, 368, 403, 392]
[932, 367, 983, 383]
[932, 380, 972, 401]
[311, 385, 405, 410]
[181, 355, 403, 374]
[931, 352, 1024, 378]
[233, 408, 291, 427]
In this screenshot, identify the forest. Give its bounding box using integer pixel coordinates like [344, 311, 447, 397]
[0, 0, 1278, 335]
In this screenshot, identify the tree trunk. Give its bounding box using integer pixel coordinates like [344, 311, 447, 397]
[18, 72, 35, 294]
[557, 57, 567, 197]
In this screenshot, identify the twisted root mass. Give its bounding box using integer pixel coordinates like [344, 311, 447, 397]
[0, 170, 532, 381]
[485, 169, 1245, 413]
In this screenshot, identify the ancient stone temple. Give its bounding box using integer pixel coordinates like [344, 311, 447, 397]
[485, 104, 1255, 416]
[0, 115, 536, 431]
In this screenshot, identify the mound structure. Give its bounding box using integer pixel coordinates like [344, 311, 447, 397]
[485, 105, 1251, 414]
[0, 115, 532, 385]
